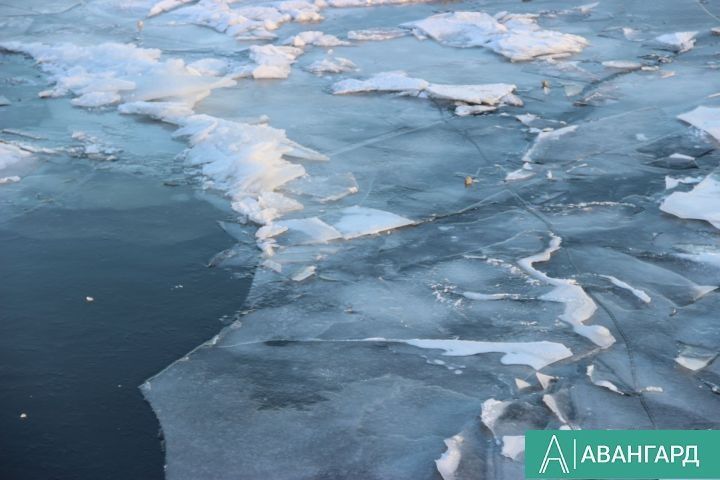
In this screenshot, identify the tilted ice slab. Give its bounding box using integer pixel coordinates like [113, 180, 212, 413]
[518, 233, 615, 348]
[347, 27, 408, 41]
[147, 0, 195, 17]
[678, 106, 720, 143]
[0, 42, 235, 107]
[332, 71, 521, 115]
[661, 172, 720, 230]
[655, 31, 697, 53]
[404, 11, 588, 61]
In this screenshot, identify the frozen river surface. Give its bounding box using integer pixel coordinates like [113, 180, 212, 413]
[2, 0, 720, 478]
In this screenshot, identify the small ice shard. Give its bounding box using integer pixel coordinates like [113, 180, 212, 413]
[515, 378, 531, 390]
[677, 106, 720, 142]
[643, 386, 664, 393]
[599, 274, 651, 303]
[147, 0, 195, 17]
[518, 233, 615, 348]
[332, 206, 414, 239]
[85, 296, 94, 303]
[655, 31, 697, 53]
[536, 372, 556, 390]
[404, 11, 588, 61]
[522, 125, 578, 162]
[462, 292, 522, 301]
[347, 27, 408, 41]
[291, 265, 316, 281]
[305, 56, 357, 75]
[0, 95, 10, 106]
[660, 172, 720, 230]
[542, 393, 570, 425]
[501, 435, 525, 461]
[384, 338, 572, 369]
[586, 365, 622, 394]
[435, 434, 463, 480]
[284, 31, 350, 47]
[601, 60, 642, 71]
[248, 45, 304, 79]
[331, 71, 429, 94]
[287, 173, 359, 202]
[665, 175, 702, 190]
[481, 398, 509, 435]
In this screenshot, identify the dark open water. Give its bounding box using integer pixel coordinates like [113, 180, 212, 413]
[0, 170, 253, 479]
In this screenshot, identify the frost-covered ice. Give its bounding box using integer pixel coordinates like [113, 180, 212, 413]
[347, 27, 408, 41]
[404, 11, 589, 61]
[304, 55, 357, 74]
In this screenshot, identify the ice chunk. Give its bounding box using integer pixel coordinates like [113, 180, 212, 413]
[601, 60, 643, 71]
[347, 27, 408, 41]
[677, 106, 720, 143]
[248, 45, 304, 79]
[284, 31, 350, 47]
[675, 344, 717, 371]
[404, 11, 588, 61]
[332, 71, 429, 94]
[436, 434, 463, 480]
[660, 173, 720, 230]
[332, 206, 414, 239]
[655, 31, 697, 53]
[147, 0, 195, 17]
[304, 56, 357, 75]
[586, 365, 622, 394]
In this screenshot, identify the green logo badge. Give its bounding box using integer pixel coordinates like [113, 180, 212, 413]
[526, 430, 720, 479]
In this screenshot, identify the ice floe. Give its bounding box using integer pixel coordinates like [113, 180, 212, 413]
[304, 55, 357, 75]
[347, 27, 408, 41]
[436, 434, 463, 480]
[404, 11, 588, 61]
[0, 143, 32, 171]
[332, 71, 521, 114]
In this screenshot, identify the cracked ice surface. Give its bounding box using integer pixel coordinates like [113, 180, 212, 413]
[4, 0, 720, 478]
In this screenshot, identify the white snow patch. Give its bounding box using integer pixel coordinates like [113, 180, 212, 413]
[678, 106, 720, 143]
[655, 31, 697, 53]
[661, 173, 720, 230]
[599, 275, 651, 303]
[435, 434, 464, 480]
